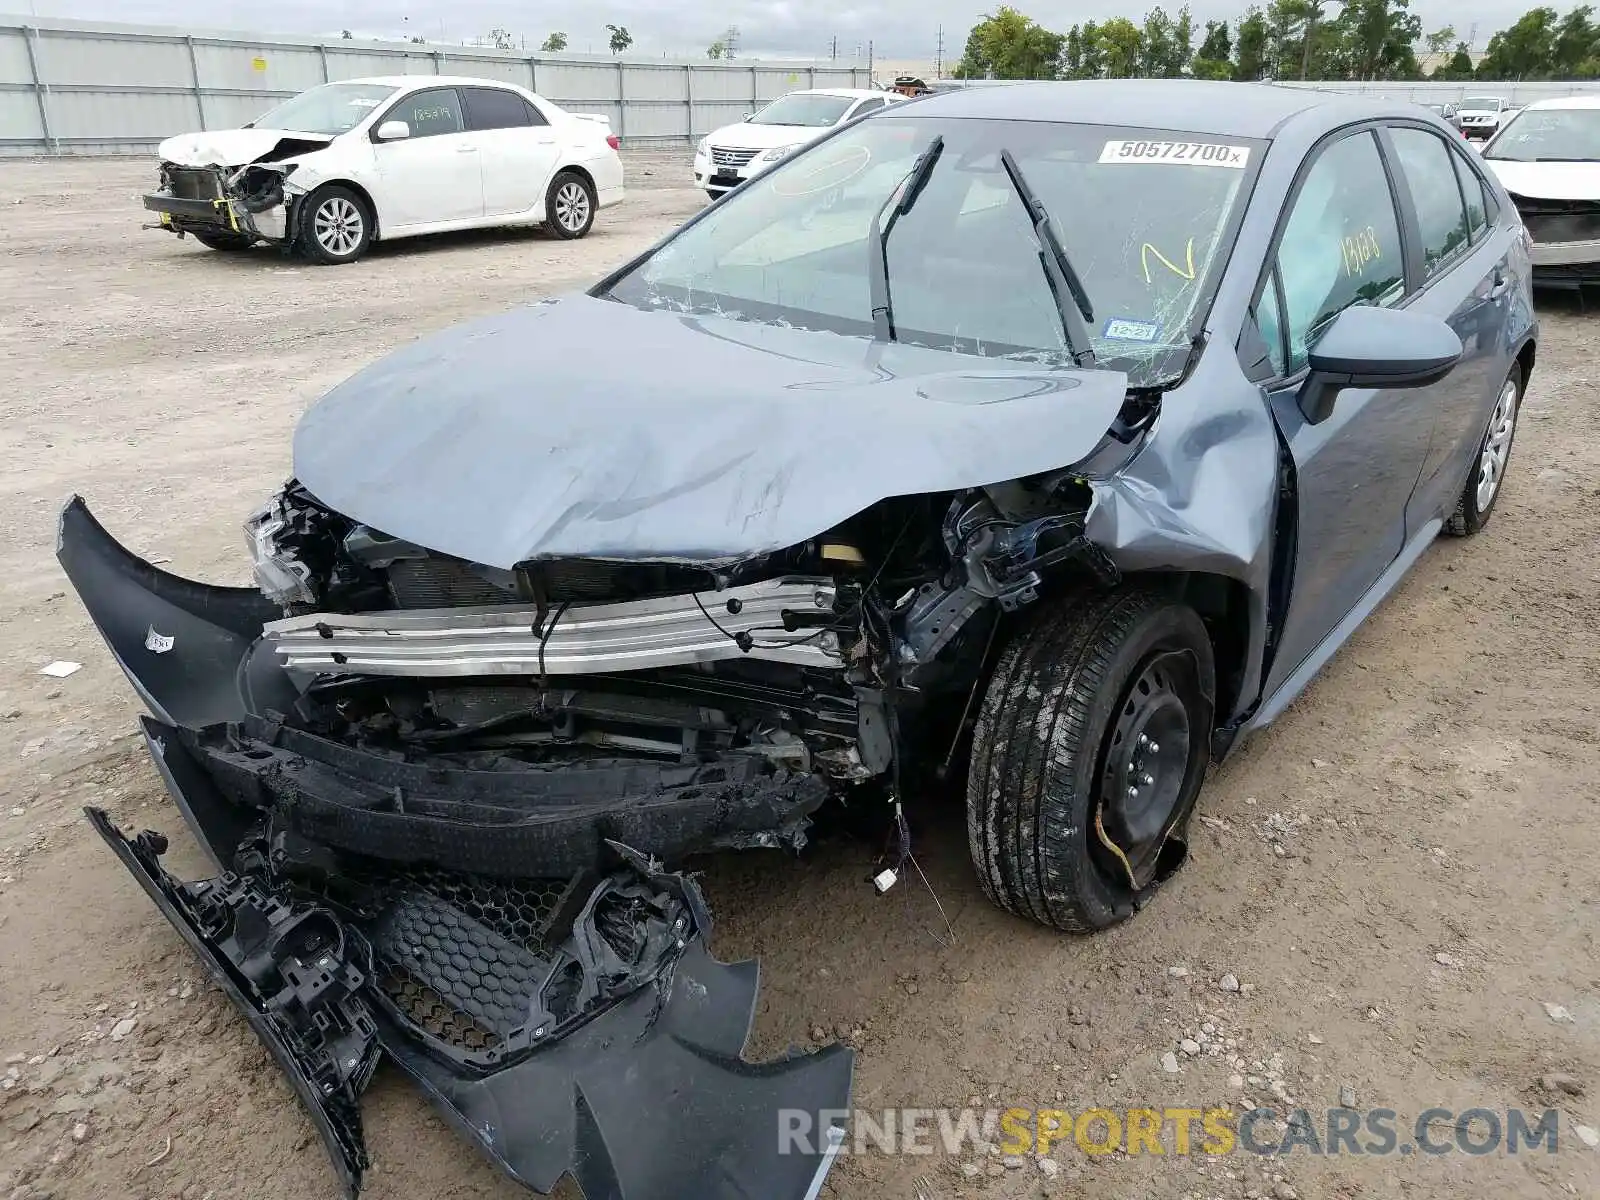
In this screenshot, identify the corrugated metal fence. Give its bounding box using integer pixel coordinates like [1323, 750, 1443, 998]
[0, 15, 870, 156]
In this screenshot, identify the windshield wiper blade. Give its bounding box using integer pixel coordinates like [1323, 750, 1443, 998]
[998, 148, 1097, 368]
[867, 134, 945, 342]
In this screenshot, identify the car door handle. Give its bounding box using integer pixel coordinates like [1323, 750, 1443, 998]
[456, 145, 478, 153]
[1489, 269, 1510, 298]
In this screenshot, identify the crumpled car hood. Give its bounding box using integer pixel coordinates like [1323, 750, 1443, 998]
[1485, 158, 1600, 202]
[157, 127, 333, 168]
[293, 295, 1130, 569]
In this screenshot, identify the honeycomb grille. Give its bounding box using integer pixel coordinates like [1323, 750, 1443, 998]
[389, 868, 569, 954]
[369, 871, 576, 1055]
[381, 967, 501, 1052]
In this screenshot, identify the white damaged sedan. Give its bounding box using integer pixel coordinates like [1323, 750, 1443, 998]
[144, 76, 625, 264]
[1482, 95, 1600, 288]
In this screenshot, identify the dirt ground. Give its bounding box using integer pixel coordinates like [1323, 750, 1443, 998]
[1, 149, 1597, 1200]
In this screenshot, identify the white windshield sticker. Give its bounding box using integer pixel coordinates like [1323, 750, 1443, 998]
[1099, 140, 1250, 168]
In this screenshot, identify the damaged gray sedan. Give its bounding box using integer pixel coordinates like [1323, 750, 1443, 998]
[61, 81, 1535, 1197]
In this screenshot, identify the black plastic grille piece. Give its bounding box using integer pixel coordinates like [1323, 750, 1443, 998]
[376, 892, 550, 1039]
[388, 867, 569, 955]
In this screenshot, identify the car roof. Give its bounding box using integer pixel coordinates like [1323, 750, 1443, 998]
[340, 75, 533, 90]
[899, 79, 1445, 139]
[1521, 94, 1600, 111]
[784, 88, 891, 99]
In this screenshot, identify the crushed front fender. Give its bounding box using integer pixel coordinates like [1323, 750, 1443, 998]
[88, 805, 855, 1199]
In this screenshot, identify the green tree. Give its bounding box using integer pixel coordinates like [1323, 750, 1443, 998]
[1060, 25, 1087, 77]
[1424, 25, 1456, 57]
[1193, 18, 1233, 77]
[1199, 19, 1233, 60]
[1079, 20, 1107, 76]
[1336, 0, 1422, 80]
[1097, 16, 1145, 76]
[540, 32, 568, 51]
[1140, 6, 1195, 76]
[1553, 5, 1600, 74]
[1235, 7, 1270, 78]
[1436, 42, 1475, 78]
[1478, 7, 1559, 78]
[955, 6, 1064, 79]
[605, 24, 633, 55]
[707, 39, 728, 59]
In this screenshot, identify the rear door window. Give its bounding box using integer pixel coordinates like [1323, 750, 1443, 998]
[1274, 130, 1405, 371]
[1450, 149, 1490, 241]
[1388, 127, 1471, 280]
[464, 87, 533, 132]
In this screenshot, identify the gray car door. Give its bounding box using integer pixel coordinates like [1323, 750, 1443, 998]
[1254, 128, 1437, 699]
[1380, 125, 1514, 535]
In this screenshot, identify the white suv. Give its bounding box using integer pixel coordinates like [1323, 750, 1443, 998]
[1458, 96, 1517, 143]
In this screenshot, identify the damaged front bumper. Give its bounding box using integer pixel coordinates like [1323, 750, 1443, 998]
[59, 496, 855, 1197]
[90, 806, 852, 1199]
[143, 161, 294, 243]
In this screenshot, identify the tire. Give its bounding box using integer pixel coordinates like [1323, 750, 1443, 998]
[546, 171, 596, 239]
[192, 230, 254, 252]
[1445, 363, 1522, 537]
[295, 184, 373, 265]
[966, 588, 1215, 933]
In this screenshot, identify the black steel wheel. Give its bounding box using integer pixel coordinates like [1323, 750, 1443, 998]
[966, 588, 1215, 933]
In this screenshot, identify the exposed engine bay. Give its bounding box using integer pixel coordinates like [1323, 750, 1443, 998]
[144, 136, 326, 246]
[233, 474, 1121, 872]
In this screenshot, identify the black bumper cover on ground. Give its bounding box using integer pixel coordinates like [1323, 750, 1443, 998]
[91, 790, 854, 1199]
[62, 497, 856, 1198]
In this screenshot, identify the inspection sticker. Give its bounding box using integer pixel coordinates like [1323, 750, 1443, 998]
[1099, 140, 1250, 168]
[1103, 317, 1161, 342]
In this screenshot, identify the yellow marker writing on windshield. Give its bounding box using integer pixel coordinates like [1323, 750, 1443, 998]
[1141, 238, 1196, 284]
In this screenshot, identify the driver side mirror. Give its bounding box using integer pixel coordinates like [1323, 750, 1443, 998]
[375, 119, 411, 141]
[743, 112, 756, 121]
[1298, 305, 1463, 425]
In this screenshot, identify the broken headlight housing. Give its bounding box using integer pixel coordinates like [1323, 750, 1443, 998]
[244, 495, 316, 607]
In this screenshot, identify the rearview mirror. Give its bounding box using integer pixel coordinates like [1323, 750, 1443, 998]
[1297, 305, 1463, 424]
[375, 119, 411, 141]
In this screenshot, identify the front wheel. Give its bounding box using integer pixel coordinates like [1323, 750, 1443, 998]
[296, 185, 373, 265]
[1445, 363, 1522, 536]
[966, 589, 1216, 933]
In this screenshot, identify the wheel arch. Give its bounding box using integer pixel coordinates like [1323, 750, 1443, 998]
[1514, 335, 1536, 388]
[1115, 569, 1256, 758]
[548, 162, 597, 213]
[293, 178, 381, 241]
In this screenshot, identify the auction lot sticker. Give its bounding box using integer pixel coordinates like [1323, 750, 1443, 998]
[1099, 140, 1250, 167]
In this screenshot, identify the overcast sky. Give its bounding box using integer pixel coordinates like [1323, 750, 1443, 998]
[18, 1, 1538, 60]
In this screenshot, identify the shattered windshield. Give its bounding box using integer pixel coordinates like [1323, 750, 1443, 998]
[749, 94, 857, 127]
[603, 117, 1261, 385]
[252, 82, 400, 135]
[1486, 108, 1600, 161]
